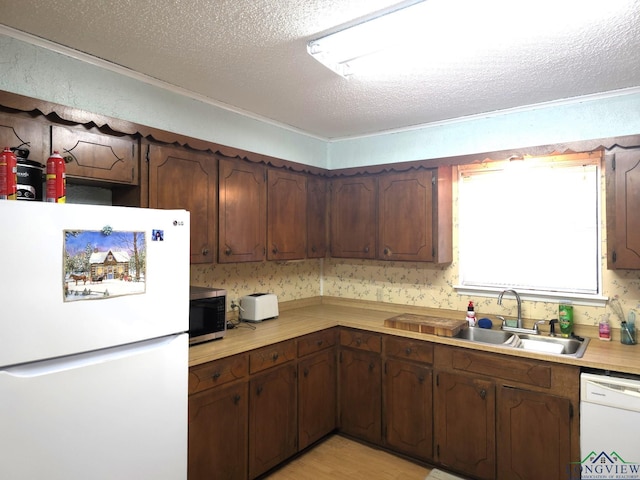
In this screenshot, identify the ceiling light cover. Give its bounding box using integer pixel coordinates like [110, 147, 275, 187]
[307, 1, 430, 77]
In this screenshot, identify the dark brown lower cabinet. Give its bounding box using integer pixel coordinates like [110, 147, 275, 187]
[384, 358, 433, 461]
[188, 381, 248, 480]
[434, 371, 496, 480]
[248, 363, 297, 479]
[187, 329, 580, 480]
[497, 386, 572, 480]
[339, 348, 382, 444]
[298, 348, 337, 450]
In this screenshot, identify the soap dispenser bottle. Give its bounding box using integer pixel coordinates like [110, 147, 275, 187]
[598, 314, 611, 341]
[466, 301, 476, 327]
[558, 302, 573, 338]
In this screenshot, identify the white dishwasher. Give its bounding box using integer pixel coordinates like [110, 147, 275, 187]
[580, 372, 640, 479]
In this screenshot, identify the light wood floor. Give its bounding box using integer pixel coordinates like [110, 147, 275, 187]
[264, 435, 431, 480]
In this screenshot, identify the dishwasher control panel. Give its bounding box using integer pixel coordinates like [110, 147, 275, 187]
[581, 372, 640, 411]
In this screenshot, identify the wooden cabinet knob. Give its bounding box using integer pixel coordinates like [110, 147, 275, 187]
[311, 245, 317, 253]
[233, 394, 241, 405]
[212, 371, 221, 380]
[272, 246, 278, 254]
[480, 389, 487, 400]
[363, 246, 369, 253]
[256, 386, 263, 396]
[202, 247, 209, 256]
[225, 247, 232, 256]
[303, 368, 309, 378]
[405, 347, 412, 356]
[272, 352, 279, 361]
[384, 248, 391, 256]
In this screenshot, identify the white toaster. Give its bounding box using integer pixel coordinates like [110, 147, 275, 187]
[240, 293, 279, 322]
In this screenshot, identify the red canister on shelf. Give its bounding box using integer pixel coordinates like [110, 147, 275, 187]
[0, 146, 18, 200]
[46, 151, 66, 203]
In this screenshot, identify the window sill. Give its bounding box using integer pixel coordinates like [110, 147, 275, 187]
[454, 285, 608, 308]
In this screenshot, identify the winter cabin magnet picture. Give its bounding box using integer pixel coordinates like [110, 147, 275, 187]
[63, 229, 146, 301]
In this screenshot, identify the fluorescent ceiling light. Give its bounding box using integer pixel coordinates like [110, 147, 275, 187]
[307, 0, 633, 78]
[307, 1, 431, 78]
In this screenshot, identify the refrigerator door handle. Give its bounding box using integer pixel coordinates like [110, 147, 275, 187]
[1, 334, 181, 378]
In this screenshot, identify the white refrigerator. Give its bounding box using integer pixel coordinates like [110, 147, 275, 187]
[0, 201, 190, 480]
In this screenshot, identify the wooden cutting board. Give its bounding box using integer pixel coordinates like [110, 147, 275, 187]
[384, 314, 468, 337]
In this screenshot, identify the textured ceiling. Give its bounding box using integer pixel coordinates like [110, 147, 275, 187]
[1, 0, 639, 139]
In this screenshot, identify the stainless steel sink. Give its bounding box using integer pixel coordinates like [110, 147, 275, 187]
[516, 334, 589, 357]
[456, 327, 514, 344]
[454, 328, 590, 358]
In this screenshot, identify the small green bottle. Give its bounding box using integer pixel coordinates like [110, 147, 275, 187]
[558, 303, 573, 338]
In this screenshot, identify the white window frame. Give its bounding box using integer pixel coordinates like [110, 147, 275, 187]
[455, 152, 607, 307]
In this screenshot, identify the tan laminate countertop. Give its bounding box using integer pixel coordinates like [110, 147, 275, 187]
[189, 297, 640, 375]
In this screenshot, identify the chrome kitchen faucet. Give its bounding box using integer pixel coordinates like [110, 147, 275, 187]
[497, 289, 523, 328]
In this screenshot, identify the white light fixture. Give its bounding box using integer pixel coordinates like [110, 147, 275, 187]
[307, 1, 431, 78]
[307, 0, 633, 78]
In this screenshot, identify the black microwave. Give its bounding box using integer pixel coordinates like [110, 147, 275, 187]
[189, 286, 227, 345]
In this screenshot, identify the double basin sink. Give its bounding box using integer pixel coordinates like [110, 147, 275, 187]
[454, 327, 590, 358]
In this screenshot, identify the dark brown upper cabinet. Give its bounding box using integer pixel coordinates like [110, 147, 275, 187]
[606, 147, 640, 269]
[51, 125, 139, 185]
[148, 144, 217, 264]
[330, 167, 452, 263]
[0, 111, 48, 163]
[306, 176, 329, 258]
[218, 158, 266, 263]
[330, 176, 377, 259]
[267, 169, 307, 261]
[378, 167, 452, 263]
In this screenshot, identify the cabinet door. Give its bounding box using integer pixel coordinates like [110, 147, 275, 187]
[434, 371, 496, 480]
[378, 169, 434, 261]
[307, 176, 328, 258]
[188, 382, 248, 480]
[0, 112, 48, 163]
[51, 125, 139, 184]
[267, 169, 307, 260]
[497, 386, 572, 480]
[219, 158, 266, 263]
[606, 148, 640, 269]
[249, 363, 297, 479]
[148, 145, 217, 264]
[339, 348, 382, 444]
[384, 358, 433, 461]
[298, 348, 337, 450]
[330, 176, 376, 259]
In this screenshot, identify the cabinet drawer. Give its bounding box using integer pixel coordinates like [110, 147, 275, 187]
[189, 354, 248, 395]
[340, 329, 382, 353]
[250, 340, 296, 374]
[437, 345, 552, 389]
[298, 328, 337, 357]
[385, 337, 434, 364]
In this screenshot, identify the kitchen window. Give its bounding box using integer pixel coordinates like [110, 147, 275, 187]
[456, 152, 605, 306]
